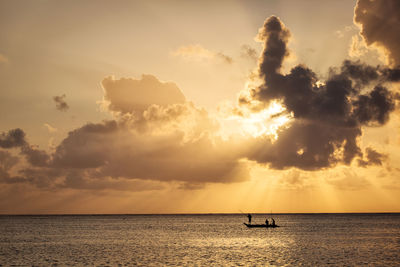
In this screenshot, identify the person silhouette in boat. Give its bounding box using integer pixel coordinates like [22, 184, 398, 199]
[271, 218, 276, 226]
[265, 218, 269, 226]
[247, 214, 252, 224]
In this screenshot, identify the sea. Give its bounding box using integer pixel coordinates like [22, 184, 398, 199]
[0, 213, 399, 266]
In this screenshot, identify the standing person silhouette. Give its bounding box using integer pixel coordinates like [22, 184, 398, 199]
[247, 214, 252, 224]
[265, 218, 269, 226]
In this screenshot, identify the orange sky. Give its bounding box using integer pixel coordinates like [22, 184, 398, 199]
[0, 0, 399, 214]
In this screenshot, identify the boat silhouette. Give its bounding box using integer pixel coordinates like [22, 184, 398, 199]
[243, 223, 279, 228]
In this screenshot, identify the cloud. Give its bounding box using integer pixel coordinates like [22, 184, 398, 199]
[50, 115, 247, 184]
[358, 147, 386, 167]
[278, 169, 314, 190]
[0, 171, 28, 185]
[349, 35, 368, 58]
[0, 129, 56, 186]
[173, 44, 214, 59]
[240, 45, 258, 61]
[44, 123, 57, 133]
[0, 150, 19, 171]
[20, 145, 50, 167]
[0, 128, 50, 167]
[173, 44, 233, 64]
[216, 52, 233, 64]
[62, 173, 164, 192]
[246, 121, 362, 170]
[0, 128, 27, 148]
[51, 120, 118, 169]
[352, 85, 395, 125]
[101, 74, 186, 114]
[334, 25, 356, 39]
[132, 102, 219, 139]
[354, 0, 400, 66]
[256, 16, 290, 76]
[53, 94, 69, 111]
[15, 168, 62, 188]
[2, 11, 397, 196]
[0, 74, 250, 190]
[348, 34, 388, 64]
[0, 129, 55, 185]
[238, 16, 399, 170]
[0, 150, 32, 185]
[325, 169, 370, 191]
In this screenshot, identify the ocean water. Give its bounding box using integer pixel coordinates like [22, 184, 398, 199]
[1, 214, 399, 266]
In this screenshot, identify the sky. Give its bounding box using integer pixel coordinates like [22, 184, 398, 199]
[0, 0, 400, 214]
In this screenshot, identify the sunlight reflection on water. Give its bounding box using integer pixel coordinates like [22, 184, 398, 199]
[192, 236, 291, 248]
[0, 214, 399, 266]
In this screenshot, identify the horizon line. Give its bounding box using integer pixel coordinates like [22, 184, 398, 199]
[1, 212, 399, 216]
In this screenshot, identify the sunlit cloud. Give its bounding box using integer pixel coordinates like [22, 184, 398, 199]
[44, 123, 57, 133]
[354, 0, 400, 66]
[226, 101, 292, 139]
[348, 34, 388, 64]
[172, 44, 233, 64]
[101, 74, 186, 115]
[334, 25, 356, 39]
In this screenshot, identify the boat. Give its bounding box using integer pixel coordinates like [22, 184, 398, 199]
[243, 223, 279, 228]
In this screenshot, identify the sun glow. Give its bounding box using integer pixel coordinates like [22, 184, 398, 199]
[239, 101, 292, 138]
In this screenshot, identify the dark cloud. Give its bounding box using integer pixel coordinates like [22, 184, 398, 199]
[383, 68, 400, 82]
[241, 16, 398, 170]
[358, 147, 386, 167]
[257, 16, 290, 76]
[0, 130, 56, 186]
[20, 145, 50, 167]
[354, 0, 400, 66]
[340, 60, 400, 85]
[53, 94, 69, 111]
[247, 121, 362, 170]
[352, 85, 395, 125]
[0, 128, 26, 148]
[102, 74, 186, 114]
[1, 128, 51, 167]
